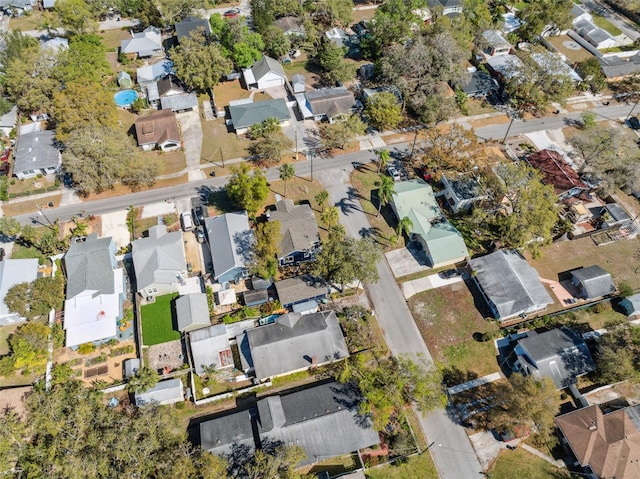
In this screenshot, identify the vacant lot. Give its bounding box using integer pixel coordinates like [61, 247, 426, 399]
[488, 447, 570, 479]
[408, 283, 500, 377]
[201, 119, 252, 162]
[365, 453, 438, 479]
[212, 80, 271, 107]
[140, 293, 180, 346]
[141, 150, 186, 176]
[98, 28, 131, 50]
[9, 11, 44, 30]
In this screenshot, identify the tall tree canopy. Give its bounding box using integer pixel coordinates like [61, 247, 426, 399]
[225, 163, 270, 215]
[517, 0, 573, 41]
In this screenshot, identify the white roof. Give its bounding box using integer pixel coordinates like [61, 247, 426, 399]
[217, 288, 237, 306]
[63, 268, 124, 347]
[135, 378, 184, 406]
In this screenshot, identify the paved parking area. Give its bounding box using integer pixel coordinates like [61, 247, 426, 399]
[401, 273, 464, 299]
[385, 242, 430, 278]
[141, 201, 176, 219]
[101, 210, 130, 248]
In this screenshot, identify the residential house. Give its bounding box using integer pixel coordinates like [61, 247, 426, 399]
[117, 71, 133, 89]
[297, 87, 355, 123]
[0, 106, 17, 137]
[160, 93, 198, 112]
[13, 123, 61, 179]
[440, 172, 487, 214]
[134, 378, 184, 406]
[120, 26, 163, 58]
[274, 276, 328, 309]
[132, 224, 187, 297]
[228, 98, 291, 135]
[525, 149, 587, 199]
[390, 179, 469, 268]
[511, 327, 595, 389]
[570, 3, 592, 24]
[175, 16, 211, 42]
[456, 68, 498, 98]
[243, 55, 286, 90]
[427, 0, 463, 17]
[570, 265, 616, 299]
[147, 75, 198, 112]
[362, 85, 403, 104]
[268, 199, 320, 266]
[531, 52, 582, 83]
[598, 53, 640, 81]
[40, 37, 68, 52]
[556, 404, 640, 479]
[137, 60, 174, 86]
[274, 16, 305, 36]
[176, 293, 210, 333]
[63, 235, 126, 348]
[469, 249, 553, 321]
[600, 203, 631, 228]
[237, 310, 349, 381]
[574, 18, 617, 49]
[481, 30, 511, 57]
[204, 212, 255, 283]
[199, 381, 379, 464]
[620, 293, 640, 318]
[0, 258, 38, 326]
[0, 0, 36, 16]
[134, 110, 181, 152]
[325, 27, 349, 48]
[189, 324, 234, 375]
[485, 54, 524, 83]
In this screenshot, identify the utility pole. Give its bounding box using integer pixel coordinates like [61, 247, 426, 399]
[218, 145, 224, 168]
[409, 128, 420, 163]
[626, 98, 640, 121]
[502, 116, 516, 145]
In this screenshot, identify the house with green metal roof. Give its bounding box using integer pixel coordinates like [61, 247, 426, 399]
[228, 98, 291, 135]
[390, 179, 469, 267]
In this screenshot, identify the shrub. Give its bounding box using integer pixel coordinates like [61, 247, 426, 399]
[618, 282, 634, 298]
[78, 343, 96, 354]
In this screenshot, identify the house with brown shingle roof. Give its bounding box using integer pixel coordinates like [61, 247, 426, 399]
[556, 404, 640, 479]
[134, 110, 181, 152]
[526, 149, 587, 199]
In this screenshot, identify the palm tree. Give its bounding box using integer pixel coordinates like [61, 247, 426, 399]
[127, 367, 159, 393]
[315, 190, 329, 212]
[279, 163, 295, 197]
[396, 216, 413, 238]
[321, 206, 339, 229]
[72, 219, 89, 237]
[377, 175, 395, 217]
[376, 149, 391, 174]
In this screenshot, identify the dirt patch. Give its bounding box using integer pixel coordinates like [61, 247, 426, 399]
[82, 174, 189, 201]
[184, 230, 204, 273]
[3, 194, 62, 216]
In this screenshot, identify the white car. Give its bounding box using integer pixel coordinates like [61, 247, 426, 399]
[387, 166, 401, 182]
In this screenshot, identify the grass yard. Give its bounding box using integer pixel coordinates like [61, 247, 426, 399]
[140, 293, 180, 346]
[0, 323, 19, 356]
[140, 150, 187, 176]
[212, 80, 271, 107]
[304, 454, 360, 477]
[350, 163, 407, 250]
[201, 119, 251, 162]
[592, 13, 623, 36]
[8, 175, 58, 198]
[97, 28, 131, 50]
[408, 284, 501, 377]
[365, 453, 438, 479]
[11, 243, 46, 264]
[8, 10, 44, 30]
[488, 447, 571, 479]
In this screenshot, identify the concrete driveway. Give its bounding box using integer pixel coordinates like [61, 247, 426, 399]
[101, 210, 130, 248]
[385, 242, 430, 278]
[402, 273, 464, 299]
[176, 110, 204, 182]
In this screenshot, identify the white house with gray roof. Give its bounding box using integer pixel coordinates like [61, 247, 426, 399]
[121, 26, 163, 58]
[175, 293, 210, 332]
[228, 98, 291, 135]
[269, 199, 320, 266]
[0, 258, 39, 326]
[200, 381, 379, 464]
[137, 60, 174, 86]
[237, 310, 349, 381]
[204, 212, 255, 284]
[135, 378, 184, 406]
[242, 55, 286, 90]
[13, 123, 61, 179]
[132, 224, 187, 297]
[63, 234, 125, 348]
[469, 249, 553, 321]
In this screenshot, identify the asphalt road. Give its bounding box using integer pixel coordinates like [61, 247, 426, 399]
[315, 159, 484, 479]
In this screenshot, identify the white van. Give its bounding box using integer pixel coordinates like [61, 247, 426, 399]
[181, 212, 194, 231]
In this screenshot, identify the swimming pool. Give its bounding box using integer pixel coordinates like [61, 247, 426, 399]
[114, 89, 139, 107]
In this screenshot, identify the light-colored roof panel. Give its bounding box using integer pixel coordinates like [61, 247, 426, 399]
[204, 213, 254, 281]
[135, 378, 184, 406]
[176, 293, 210, 332]
[132, 225, 186, 291]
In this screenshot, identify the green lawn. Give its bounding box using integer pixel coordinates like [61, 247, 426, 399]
[365, 453, 438, 479]
[140, 293, 180, 346]
[592, 14, 623, 36]
[488, 447, 570, 479]
[11, 244, 46, 265]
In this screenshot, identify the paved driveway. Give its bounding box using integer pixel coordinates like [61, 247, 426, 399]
[176, 110, 204, 181]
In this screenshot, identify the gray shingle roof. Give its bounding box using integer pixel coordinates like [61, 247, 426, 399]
[134, 378, 184, 406]
[132, 225, 186, 291]
[274, 276, 328, 307]
[0, 259, 39, 319]
[121, 28, 162, 56]
[137, 60, 174, 84]
[64, 234, 116, 299]
[237, 310, 349, 380]
[269, 199, 319, 258]
[189, 324, 233, 375]
[204, 212, 255, 282]
[160, 92, 198, 112]
[304, 87, 355, 119]
[175, 16, 211, 42]
[176, 293, 210, 332]
[571, 265, 615, 299]
[251, 55, 286, 82]
[470, 249, 553, 320]
[229, 98, 290, 130]
[200, 381, 379, 464]
[457, 70, 498, 96]
[13, 129, 60, 174]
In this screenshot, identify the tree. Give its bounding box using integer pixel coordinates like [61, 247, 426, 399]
[251, 220, 282, 279]
[226, 163, 270, 215]
[315, 190, 329, 212]
[305, 0, 353, 27]
[593, 322, 640, 383]
[364, 0, 423, 59]
[262, 25, 291, 59]
[171, 29, 233, 91]
[245, 445, 306, 479]
[419, 123, 479, 171]
[365, 92, 402, 131]
[9, 321, 50, 373]
[55, 34, 112, 85]
[396, 216, 413, 238]
[320, 115, 366, 150]
[156, 0, 204, 27]
[320, 205, 339, 228]
[376, 149, 390, 174]
[52, 0, 97, 34]
[315, 39, 355, 85]
[4, 282, 30, 318]
[128, 366, 160, 393]
[0, 217, 22, 238]
[517, 0, 573, 41]
[376, 175, 394, 216]
[576, 57, 607, 94]
[0, 29, 38, 68]
[248, 117, 280, 140]
[231, 33, 264, 68]
[279, 163, 295, 196]
[4, 46, 58, 115]
[5, 276, 66, 320]
[249, 130, 293, 167]
[63, 125, 154, 195]
[580, 111, 597, 129]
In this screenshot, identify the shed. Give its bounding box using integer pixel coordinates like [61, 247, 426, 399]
[243, 289, 269, 307]
[123, 358, 141, 379]
[216, 288, 237, 306]
[570, 265, 616, 299]
[189, 324, 233, 375]
[134, 378, 184, 406]
[292, 299, 318, 315]
[274, 276, 328, 308]
[117, 71, 133, 89]
[251, 277, 272, 290]
[292, 74, 306, 93]
[176, 293, 210, 332]
[620, 294, 640, 318]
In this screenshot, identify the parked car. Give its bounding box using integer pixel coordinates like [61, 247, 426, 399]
[181, 212, 194, 231]
[193, 206, 206, 225]
[420, 166, 433, 182]
[0, 147, 10, 162]
[289, 49, 301, 58]
[223, 8, 240, 18]
[439, 269, 461, 279]
[628, 116, 640, 130]
[196, 227, 205, 244]
[387, 165, 401, 182]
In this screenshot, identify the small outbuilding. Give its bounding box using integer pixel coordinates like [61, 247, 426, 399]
[134, 378, 184, 406]
[570, 265, 616, 299]
[176, 293, 210, 332]
[117, 71, 133, 89]
[620, 294, 640, 318]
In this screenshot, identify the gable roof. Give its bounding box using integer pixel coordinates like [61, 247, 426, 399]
[237, 310, 349, 380]
[200, 381, 379, 464]
[176, 293, 210, 332]
[486, 54, 524, 80]
[132, 225, 186, 291]
[457, 69, 498, 96]
[526, 149, 587, 196]
[64, 234, 116, 299]
[249, 55, 286, 82]
[274, 16, 304, 34]
[13, 127, 60, 174]
[620, 293, 640, 316]
[0, 259, 39, 320]
[598, 53, 640, 79]
[571, 265, 615, 299]
[269, 199, 319, 257]
[274, 276, 328, 307]
[135, 378, 184, 406]
[531, 52, 582, 82]
[204, 212, 254, 281]
[189, 324, 233, 375]
[121, 27, 162, 56]
[556, 405, 640, 479]
[137, 60, 174, 84]
[229, 98, 290, 130]
[304, 87, 355, 119]
[175, 16, 211, 42]
[391, 179, 468, 265]
[469, 249, 553, 320]
[516, 327, 595, 388]
[160, 93, 198, 112]
[134, 110, 181, 147]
